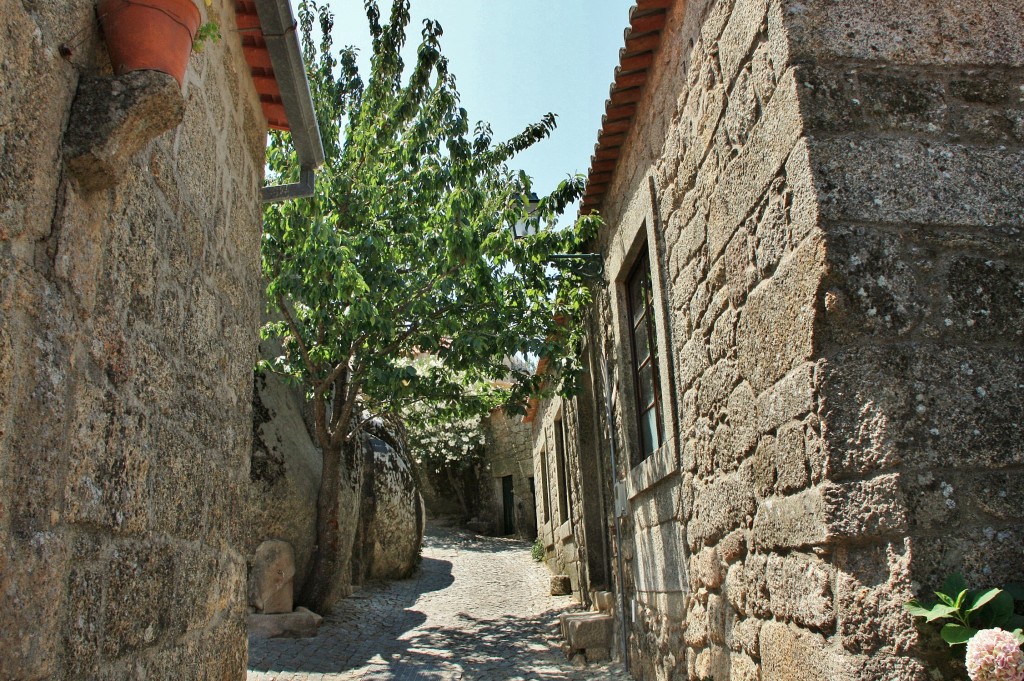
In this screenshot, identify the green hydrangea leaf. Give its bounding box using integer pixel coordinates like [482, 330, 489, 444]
[941, 623, 977, 646]
[967, 588, 1003, 614]
[905, 601, 959, 622]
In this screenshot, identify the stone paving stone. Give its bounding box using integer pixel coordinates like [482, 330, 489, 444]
[248, 524, 631, 680]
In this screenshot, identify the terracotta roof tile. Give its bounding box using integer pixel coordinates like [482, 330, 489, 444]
[234, 0, 291, 131]
[582, 2, 674, 215]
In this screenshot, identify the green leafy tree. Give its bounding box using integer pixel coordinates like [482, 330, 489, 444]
[401, 356, 494, 518]
[261, 0, 599, 611]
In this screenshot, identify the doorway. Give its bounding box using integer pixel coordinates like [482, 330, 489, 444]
[501, 475, 515, 535]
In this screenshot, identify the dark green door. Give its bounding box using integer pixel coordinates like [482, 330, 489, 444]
[501, 475, 515, 535]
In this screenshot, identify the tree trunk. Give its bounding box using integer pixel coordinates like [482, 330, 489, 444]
[298, 438, 361, 613]
[445, 466, 470, 520]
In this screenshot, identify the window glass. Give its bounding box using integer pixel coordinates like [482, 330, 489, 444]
[633, 315, 650, 363]
[629, 274, 645, 325]
[627, 247, 663, 464]
[554, 417, 569, 525]
[640, 408, 659, 459]
[638, 364, 655, 409]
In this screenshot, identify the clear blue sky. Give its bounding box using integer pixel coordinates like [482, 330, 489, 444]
[327, 0, 630, 216]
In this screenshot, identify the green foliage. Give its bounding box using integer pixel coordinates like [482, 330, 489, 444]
[404, 357, 490, 474]
[260, 0, 601, 451]
[904, 573, 1024, 647]
[192, 22, 221, 52]
[531, 537, 544, 562]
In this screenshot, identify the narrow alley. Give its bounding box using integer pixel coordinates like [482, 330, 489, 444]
[248, 525, 631, 680]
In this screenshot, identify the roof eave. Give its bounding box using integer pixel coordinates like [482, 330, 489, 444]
[582, 0, 672, 216]
[253, 0, 325, 171]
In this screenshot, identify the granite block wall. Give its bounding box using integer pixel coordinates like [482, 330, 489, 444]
[0, 0, 266, 677]
[480, 407, 537, 539]
[562, 0, 1024, 679]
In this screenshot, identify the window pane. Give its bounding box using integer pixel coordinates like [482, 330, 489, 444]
[633, 314, 650, 364]
[640, 407, 659, 457]
[629, 272, 644, 325]
[638, 363, 655, 409]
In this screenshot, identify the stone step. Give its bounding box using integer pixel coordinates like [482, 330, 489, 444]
[559, 611, 614, 652]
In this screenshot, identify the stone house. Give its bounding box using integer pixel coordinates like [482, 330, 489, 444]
[0, 0, 321, 677]
[532, 0, 1024, 679]
[475, 406, 538, 539]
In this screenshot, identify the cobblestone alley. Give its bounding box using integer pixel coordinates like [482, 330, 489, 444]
[248, 525, 630, 680]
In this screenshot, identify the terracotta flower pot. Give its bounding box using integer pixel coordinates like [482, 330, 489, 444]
[97, 0, 201, 87]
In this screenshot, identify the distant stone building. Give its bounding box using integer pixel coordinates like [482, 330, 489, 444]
[532, 0, 1024, 679]
[0, 0, 321, 677]
[475, 407, 537, 539]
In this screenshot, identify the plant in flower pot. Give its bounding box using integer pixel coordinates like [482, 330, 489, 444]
[97, 0, 220, 87]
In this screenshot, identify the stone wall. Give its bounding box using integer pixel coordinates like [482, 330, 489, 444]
[532, 397, 585, 597]
[789, 2, 1024, 677]
[540, 0, 1024, 680]
[478, 407, 537, 538]
[530, 385, 612, 607]
[0, 0, 266, 676]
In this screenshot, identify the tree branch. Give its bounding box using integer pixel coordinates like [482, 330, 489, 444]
[275, 293, 318, 377]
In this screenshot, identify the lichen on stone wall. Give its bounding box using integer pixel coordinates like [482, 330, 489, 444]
[251, 372, 287, 488]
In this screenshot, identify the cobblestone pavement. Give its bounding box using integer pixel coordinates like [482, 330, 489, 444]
[248, 524, 631, 680]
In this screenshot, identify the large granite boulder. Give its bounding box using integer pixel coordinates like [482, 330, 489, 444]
[247, 355, 320, 597]
[353, 427, 425, 583]
[248, 349, 425, 599]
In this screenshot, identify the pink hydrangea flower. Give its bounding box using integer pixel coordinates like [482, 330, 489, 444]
[966, 628, 1024, 681]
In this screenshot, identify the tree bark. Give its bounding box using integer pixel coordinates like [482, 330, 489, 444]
[298, 438, 361, 612]
[445, 466, 470, 520]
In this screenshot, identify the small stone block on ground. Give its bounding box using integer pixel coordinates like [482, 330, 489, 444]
[249, 540, 296, 614]
[592, 590, 614, 613]
[550, 575, 572, 596]
[247, 607, 323, 639]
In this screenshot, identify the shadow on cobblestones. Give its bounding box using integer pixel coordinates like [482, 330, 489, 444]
[249, 557, 452, 674]
[395, 609, 594, 680]
[248, 526, 630, 680]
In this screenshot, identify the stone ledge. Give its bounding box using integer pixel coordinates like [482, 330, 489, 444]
[627, 439, 678, 499]
[63, 70, 185, 192]
[559, 612, 614, 652]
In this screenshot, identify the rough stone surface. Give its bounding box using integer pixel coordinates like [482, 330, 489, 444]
[248, 360, 319, 596]
[550, 575, 573, 596]
[247, 607, 323, 639]
[560, 612, 614, 651]
[523, 0, 1024, 680]
[0, 0, 266, 676]
[248, 356, 424, 596]
[249, 540, 296, 615]
[477, 408, 538, 538]
[353, 430, 425, 583]
[63, 71, 185, 191]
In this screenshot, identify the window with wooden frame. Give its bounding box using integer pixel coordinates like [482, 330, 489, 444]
[626, 248, 664, 465]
